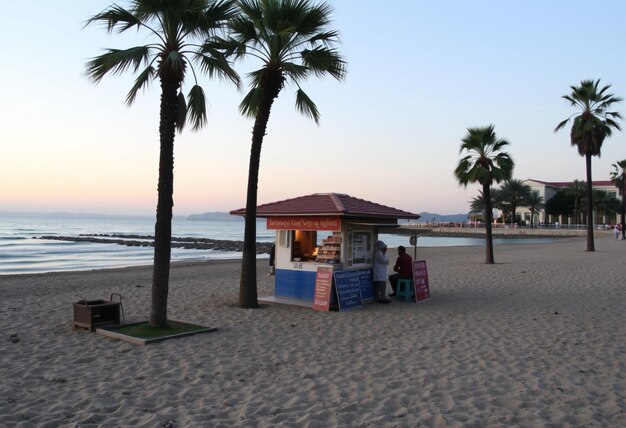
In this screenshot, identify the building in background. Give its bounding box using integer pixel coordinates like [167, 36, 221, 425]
[518, 179, 621, 226]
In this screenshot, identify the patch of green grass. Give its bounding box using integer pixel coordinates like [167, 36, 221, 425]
[114, 321, 205, 339]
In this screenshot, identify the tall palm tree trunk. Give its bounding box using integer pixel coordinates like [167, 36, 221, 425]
[511, 204, 516, 226]
[483, 183, 495, 264]
[584, 154, 595, 251]
[621, 189, 626, 239]
[150, 76, 180, 327]
[239, 87, 280, 308]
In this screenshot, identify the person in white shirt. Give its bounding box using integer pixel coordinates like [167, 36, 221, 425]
[373, 240, 390, 303]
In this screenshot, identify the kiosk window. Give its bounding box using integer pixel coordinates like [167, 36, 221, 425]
[351, 231, 372, 265]
[316, 232, 342, 264]
[278, 230, 290, 247]
[292, 230, 317, 261]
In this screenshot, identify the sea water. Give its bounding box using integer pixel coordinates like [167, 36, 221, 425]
[0, 214, 272, 274]
[0, 213, 551, 275]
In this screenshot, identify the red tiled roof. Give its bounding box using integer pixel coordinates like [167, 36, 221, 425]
[230, 193, 420, 219]
[527, 179, 614, 187]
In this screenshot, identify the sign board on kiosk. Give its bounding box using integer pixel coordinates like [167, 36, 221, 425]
[356, 270, 374, 301]
[333, 270, 365, 311]
[412, 260, 431, 302]
[312, 266, 334, 311]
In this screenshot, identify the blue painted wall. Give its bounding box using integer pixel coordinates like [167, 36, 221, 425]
[275, 269, 316, 300]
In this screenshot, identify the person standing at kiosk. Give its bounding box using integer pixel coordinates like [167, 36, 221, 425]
[388, 246, 413, 297]
[373, 241, 390, 304]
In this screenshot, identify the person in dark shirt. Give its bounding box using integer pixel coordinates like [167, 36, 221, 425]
[388, 246, 412, 296]
[268, 243, 276, 275]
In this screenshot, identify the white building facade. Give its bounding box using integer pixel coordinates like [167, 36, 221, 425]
[518, 179, 622, 226]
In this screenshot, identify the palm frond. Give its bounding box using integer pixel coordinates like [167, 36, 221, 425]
[293, 2, 333, 36]
[307, 30, 340, 46]
[300, 47, 346, 79]
[182, 0, 238, 38]
[186, 84, 207, 131]
[86, 46, 152, 83]
[492, 138, 511, 153]
[605, 118, 622, 131]
[454, 156, 472, 187]
[125, 65, 156, 105]
[245, 69, 265, 87]
[195, 49, 240, 85]
[202, 36, 242, 57]
[84, 5, 141, 33]
[229, 16, 260, 47]
[238, 0, 264, 21]
[281, 62, 309, 81]
[239, 87, 262, 118]
[294, 89, 319, 123]
[554, 118, 570, 133]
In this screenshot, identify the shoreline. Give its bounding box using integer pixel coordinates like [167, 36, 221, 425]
[1, 236, 624, 426]
[400, 225, 602, 239]
[2, 233, 565, 276]
[0, 235, 560, 277]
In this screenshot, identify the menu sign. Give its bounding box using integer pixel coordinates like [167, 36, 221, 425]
[312, 266, 334, 311]
[333, 270, 364, 311]
[357, 269, 374, 301]
[412, 260, 431, 302]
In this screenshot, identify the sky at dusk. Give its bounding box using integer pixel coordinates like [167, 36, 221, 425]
[2, 1, 626, 216]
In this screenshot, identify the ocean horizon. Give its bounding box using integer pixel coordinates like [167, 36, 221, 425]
[0, 212, 552, 275]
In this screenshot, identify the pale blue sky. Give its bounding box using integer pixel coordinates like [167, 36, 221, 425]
[2, 1, 625, 215]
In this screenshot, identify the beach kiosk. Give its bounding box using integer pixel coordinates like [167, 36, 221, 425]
[230, 193, 420, 308]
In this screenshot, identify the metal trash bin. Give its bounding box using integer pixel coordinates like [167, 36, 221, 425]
[73, 293, 123, 331]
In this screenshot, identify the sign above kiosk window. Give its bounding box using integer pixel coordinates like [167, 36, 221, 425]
[267, 216, 341, 231]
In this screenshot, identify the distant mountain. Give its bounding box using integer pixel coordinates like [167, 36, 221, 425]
[416, 212, 469, 223]
[187, 211, 243, 221]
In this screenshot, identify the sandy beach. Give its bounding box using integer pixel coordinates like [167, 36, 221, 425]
[1, 236, 625, 427]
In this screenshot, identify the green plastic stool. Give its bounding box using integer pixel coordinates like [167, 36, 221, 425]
[396, 278, 414, 301]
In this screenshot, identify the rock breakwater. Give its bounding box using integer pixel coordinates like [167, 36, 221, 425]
[36, 234, 272, 254]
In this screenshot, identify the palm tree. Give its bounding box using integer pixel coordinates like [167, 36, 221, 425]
[86, 0, 239, 327]
[610, 159, 626, 239]
[554, 79, 622, 251]
[469, 190, 501, 226]
[565, 179, 586, 225]
[229, 0, 346, 308]
[546, 190, 575, 220]
[590, 190, 619, 225]
[469, 191, 488, 217]
[455, 125, 514, 264]
[498, 179, 531, 226]
[524, 192, 544, 227]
